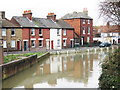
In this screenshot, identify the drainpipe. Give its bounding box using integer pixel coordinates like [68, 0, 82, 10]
[80, 19, 81, 46]
[29, 28, 30, 51]
[0, 37, 3, 65]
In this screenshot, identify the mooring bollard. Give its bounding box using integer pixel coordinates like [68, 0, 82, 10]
[101, 48, 103, 52]
[107, 47, 109, 52]
[95, 48, 96, 54]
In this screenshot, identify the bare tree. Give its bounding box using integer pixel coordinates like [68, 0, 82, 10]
[99, 0, 120, 29]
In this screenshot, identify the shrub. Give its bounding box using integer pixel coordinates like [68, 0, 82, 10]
[99, 47, 120, 89]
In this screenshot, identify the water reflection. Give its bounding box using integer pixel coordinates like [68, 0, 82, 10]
[2, 52, 106, 88]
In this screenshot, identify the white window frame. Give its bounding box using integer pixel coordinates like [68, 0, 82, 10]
[11, 40, 15, 48]
[57, 29, 60, 36]
[31, 28, 35, 36]
[39, 28, 43, 36]
[11, 28, 15, 36]
[83, 27, 85, 34]
[88, 27, 90, 34]
[39, 40, 43, 47]
[63, 39, 67, 46]
[63, 29, 66, 36]
[88, 20, 90, 24]
[87, 37, 90, 43]
[57, 39, 60, 47]
[3, 40, 7, 48]
[83, 19, 85, 24]
[31, 40, 35, 48]
[2, 29, 6, 36]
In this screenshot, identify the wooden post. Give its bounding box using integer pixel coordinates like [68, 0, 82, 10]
[0, 37, 3, 65]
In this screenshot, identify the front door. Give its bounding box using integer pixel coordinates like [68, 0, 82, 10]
[17, 41, 20, 50]
[71, 40, 73, 48]
[51, 41, 53, 49]
[24, 41, 27, 51]
[46, 41, 49, 49]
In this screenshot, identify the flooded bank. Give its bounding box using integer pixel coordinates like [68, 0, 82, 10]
[2, 51, 108, 88]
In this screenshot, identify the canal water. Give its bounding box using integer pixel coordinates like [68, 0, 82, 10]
[2, 52, 107, 88]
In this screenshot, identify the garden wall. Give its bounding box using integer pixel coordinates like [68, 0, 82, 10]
[1, 52, 50, 80]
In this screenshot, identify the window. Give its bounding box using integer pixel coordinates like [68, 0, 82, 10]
[2, 29, 6, 36]
[39, 29, 42, 36]
[83, 27, 85, 34]
[57, 29, 60, 36]
[87, 37, 90, 43]
[63, 40, 66, 46]
[83, 19, 85, 24]
[63, 29, 66, 36]
[11, 29, 15, 36]
[88, 27, 90, 34]
[31, 28, 35, 36]
[39, 40, 43, 47]
[88, 20, 90, 24]
[98, 29, 101, 33]
[11, 40, 15, 48]
[57, 39, 60, 47]
[3, 40, 7, 48]
[31, 40, 35, 47]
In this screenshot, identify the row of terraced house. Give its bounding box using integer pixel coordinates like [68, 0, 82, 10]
[0, 8, 93, 51]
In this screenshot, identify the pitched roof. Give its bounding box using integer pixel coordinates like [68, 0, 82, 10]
[33, 18, 60, 29]
[62, 12, 93, 20]
[0, 19, 19, 28]
[56, 19, 74, 29]
[13, 16, 38, 28]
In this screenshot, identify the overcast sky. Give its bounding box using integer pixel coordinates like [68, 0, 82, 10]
[0, 0, 105, 26]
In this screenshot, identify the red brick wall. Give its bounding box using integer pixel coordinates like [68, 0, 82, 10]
[42, 29, 50, 47]
[64, 18, 93, 44]
[62, 29, 74, 48]
[65, 19, 80, 36]
[22, 28, 50, 51]
[22, 28, 29, 50]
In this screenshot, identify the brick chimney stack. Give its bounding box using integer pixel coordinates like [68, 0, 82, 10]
[83, 8, 88, 16]
[23, 10, 32, 20]
[47, 13, 56, 22]
[0, 11, 5, 19]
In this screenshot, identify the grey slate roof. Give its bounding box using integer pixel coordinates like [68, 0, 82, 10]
[56, 19, 74, 29]
[33, 18, 60, 29]
[33, 18, 74, 29]
[62, 12, 93, 19]
[0, 19, 19, 28]
[13, 16, 38, 28]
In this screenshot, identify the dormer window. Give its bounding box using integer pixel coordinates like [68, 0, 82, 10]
[11, 29, 15, 36]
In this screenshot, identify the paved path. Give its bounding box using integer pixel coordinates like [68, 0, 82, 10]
[4, 45, 118, 56]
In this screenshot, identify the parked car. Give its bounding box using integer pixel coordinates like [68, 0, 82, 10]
[99, 42, 111, 47]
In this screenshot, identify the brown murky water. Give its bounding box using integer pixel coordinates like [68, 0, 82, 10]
[2, 52, 107, 88]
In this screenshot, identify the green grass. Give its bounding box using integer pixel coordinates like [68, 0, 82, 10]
[3, 53, 45, 64]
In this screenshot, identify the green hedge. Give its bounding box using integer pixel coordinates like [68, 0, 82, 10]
[99, 47, 120, 89]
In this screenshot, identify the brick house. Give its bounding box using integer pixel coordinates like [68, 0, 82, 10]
[11, 10, 39, 51]
[93, 22, 120, 44]
[33, 13, 74, 50]
[11, 11, 74, 50]
[0, 11, 22, 51]
[62, 8, 93, 46]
